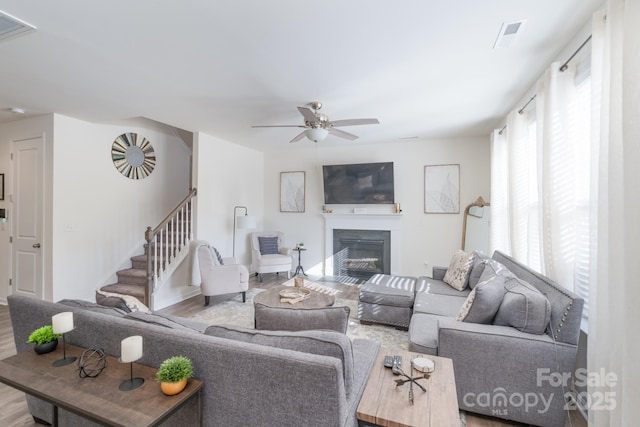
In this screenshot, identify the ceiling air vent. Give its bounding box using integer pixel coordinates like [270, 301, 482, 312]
[0, 10, 36, 43]
[493, 19, 527, 49]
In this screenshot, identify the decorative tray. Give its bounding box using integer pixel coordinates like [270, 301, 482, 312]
[279, 288, 311, 299]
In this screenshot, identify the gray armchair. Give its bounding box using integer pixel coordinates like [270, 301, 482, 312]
[250, 231, 292, 282]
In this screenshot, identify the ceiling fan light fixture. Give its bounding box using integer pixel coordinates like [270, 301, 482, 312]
[305, 128, 329, 142]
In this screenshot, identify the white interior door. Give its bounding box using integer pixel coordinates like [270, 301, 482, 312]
[12, 136, 44, 299]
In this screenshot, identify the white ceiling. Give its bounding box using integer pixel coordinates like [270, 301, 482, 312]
[0, 0, 604, 151]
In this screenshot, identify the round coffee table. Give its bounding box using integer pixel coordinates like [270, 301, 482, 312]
[253, 285, 335, 309]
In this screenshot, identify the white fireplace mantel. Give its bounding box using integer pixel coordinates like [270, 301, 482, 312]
[322, 213, 402, 276]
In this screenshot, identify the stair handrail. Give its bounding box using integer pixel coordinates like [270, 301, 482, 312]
[145, 187, 197, 308]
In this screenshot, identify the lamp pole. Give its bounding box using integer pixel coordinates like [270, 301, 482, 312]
[233, 205, 248, 257]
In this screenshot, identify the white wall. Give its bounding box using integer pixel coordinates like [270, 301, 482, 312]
[192, 132, 264, 266]
[53, 115, 191, 301]
[0, 114, 192, 304]
[50, 115, 191, 302]
[143, 132, 265, 310]
[263, 137, 490, 277]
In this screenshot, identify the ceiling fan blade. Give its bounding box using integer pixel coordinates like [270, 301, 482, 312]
[289, 131, 307, 143]
[297, 107, 317, 123]
[328, 128, 358, 140]
[330, 118, 379, 127]
[251, 125, 305, 128]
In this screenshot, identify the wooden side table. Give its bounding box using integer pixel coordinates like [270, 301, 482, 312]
[0, 344, 202, 426]
[357, 347, 459, 427]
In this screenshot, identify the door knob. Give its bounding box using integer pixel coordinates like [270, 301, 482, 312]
[33, 243, 41, 248]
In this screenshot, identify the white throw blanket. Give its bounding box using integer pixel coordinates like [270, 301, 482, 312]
[188, 240, 211, 286]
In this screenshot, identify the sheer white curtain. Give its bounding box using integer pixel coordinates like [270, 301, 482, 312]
[588, 2, 640, 425]
[489, 129, 509, 253]
[490, 60, 591, 297]
[537, 61, 593, 296]
[490, 108, 541, 270]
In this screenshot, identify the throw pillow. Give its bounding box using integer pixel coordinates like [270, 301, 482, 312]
[443, 249, 475, 291]
[205, 325, 354, 395]
[467, 251, 490, 289]
[94, 291, 132, 313]
[211, 246, 224, 265]
[493, 275, 552, 334]
[456, 267, 506, 324]
[258, 236, 279, 255]
[254, 303, 350, 334]
[95, 289, 152, 314]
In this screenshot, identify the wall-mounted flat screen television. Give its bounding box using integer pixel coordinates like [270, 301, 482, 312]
[322, 162, 394, 204]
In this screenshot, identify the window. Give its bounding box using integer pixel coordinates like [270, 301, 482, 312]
[492, 64, 593, 323]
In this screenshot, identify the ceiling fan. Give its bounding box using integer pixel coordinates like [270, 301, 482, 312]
[251, 101, 379, 143]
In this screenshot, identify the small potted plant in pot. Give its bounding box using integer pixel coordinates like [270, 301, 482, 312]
[156, 356, 193, 396]
[27, 325, 62, 355]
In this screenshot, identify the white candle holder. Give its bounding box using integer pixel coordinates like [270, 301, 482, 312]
[119, 335, 144, 391]
[51, 312, 76, 367]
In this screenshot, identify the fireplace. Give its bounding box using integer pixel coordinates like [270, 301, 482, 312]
[333, 229, 391, 279]
[322, 213, 401, 277]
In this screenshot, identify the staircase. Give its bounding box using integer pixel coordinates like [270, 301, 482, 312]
[100, 189, 197, 309]
[99, 246, 165, 304]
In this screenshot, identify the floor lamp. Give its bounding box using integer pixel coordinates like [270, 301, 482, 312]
[233, 206, 256, 257]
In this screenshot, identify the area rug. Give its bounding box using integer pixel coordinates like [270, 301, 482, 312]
[189, 288, 408, 350]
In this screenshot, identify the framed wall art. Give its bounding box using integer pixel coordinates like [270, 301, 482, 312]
[424, 164, 460, 214]
[280, 171, 305, 213]
[0, 173, 4, 200]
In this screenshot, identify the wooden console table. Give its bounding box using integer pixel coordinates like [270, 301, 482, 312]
[0, 344, 202, 426]
[357, 348, 459, 427]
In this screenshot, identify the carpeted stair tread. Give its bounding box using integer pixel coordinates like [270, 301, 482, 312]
[131, 255, 151, 270]
[101, 283, 145, 299]
[131, 254, 153, 271]
[116, 268, 147, 285]
[131, 254, 169, 271]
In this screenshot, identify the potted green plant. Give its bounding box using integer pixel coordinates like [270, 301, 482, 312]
[156, 356, 193, 395]
[27, 325, 62, 354]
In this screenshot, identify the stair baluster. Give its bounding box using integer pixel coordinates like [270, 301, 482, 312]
[144, 188, 197, 309]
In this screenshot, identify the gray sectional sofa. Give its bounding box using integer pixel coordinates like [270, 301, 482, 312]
[7, 294, 379, 427]
[361, 250, 584, 427]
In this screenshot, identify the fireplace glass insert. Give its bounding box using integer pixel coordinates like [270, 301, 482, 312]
[332, 229, 391, 279]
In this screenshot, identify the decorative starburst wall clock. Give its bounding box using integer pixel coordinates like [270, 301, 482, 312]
[111, 132, 156, 179]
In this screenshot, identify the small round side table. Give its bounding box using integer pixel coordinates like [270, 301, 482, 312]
[293, 247, 307, 276]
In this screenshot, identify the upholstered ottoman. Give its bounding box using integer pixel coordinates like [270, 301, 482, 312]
[358, 274, 416, 329]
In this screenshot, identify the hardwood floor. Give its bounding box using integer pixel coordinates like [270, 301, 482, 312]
[0, 302, 39, 426]
[0, 273, 586, 427]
